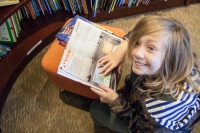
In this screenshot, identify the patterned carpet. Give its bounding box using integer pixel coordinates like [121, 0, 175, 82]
[0, 3, 200, 133]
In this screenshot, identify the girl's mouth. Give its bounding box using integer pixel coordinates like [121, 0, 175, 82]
[135, 61, 147, 66]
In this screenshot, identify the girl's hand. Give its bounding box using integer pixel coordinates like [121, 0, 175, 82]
[91, 84, 118, 103]
[98, 40, 128, 76]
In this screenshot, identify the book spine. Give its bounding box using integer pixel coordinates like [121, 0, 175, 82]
[68, 0, 76, 14]
[11, 15, 19, 37]
[81, 0, 88, 14]
[32, 0, 40, 16]
[17, 10, 22, 20]
[63, 0, 71, 11]
[75, 0, 82, 13]
[14, 13, 21, 32]
[44, 0, 53, 14]
[37, 0, 45, 15]
[27, 2, 37, 19]
[93, 0, 98, 17]
[108, 0, 114, 13]
[7, 18, 17, 42]
[23, 6, 30, 18]
[61, 0, 68, 10]
[111, 0, 117, 11]
[48, 0, 56, 12]
[57, 0, 63, 9]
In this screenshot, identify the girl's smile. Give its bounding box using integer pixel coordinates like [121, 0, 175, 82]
[134, 61, 148, 68]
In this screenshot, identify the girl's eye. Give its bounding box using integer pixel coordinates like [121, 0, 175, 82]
[148, 46, 155, 51]
[135, 41, 139, 46]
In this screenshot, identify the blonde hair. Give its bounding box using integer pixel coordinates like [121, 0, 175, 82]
[127, 14, 199, 98]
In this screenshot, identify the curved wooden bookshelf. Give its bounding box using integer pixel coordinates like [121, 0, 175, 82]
[0, 0, 89, 115]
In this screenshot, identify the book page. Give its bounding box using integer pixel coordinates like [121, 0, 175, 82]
[92, 63, 111, 87]
[58, 48, 94, 83]
[67, 19, 123, 61]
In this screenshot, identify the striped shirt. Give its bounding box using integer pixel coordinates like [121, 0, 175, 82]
[145, 82, 200, 130]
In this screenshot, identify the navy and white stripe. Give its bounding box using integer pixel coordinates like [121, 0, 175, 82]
[145, 82, 200, 130]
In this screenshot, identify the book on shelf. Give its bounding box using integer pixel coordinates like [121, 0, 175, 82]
[57, 18, 124, 91]
[0, 20, 16, 43]
[0, 0, 19, 7]
[0, 44, 10, 59]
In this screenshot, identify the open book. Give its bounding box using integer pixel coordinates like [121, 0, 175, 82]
[57, 18, 124, 91]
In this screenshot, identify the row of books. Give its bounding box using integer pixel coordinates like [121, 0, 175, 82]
[22, 0, 88, 19]
[92, 0, 152, 17]
[0, 44, 11, 59]
[0, 0, 76, 43]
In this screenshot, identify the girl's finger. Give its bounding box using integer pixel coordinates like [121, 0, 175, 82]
[99, 62, 112, 74]
[102, 65, 114, 76]
[98, 58, 111, 68]
[99, 84, 111, 92]
[100, 97, 104, 102]
[97, 55, 109, 63]
[90, 88, 105, 97]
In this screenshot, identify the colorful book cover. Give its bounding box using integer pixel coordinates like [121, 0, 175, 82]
[7, 18, 17, 42]
[55, 15, 114, 43]
[0, 21, 15, 43]
[55, 15, 92, 43]
[11, 15, 19, 37]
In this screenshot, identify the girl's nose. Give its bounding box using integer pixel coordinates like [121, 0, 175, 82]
[134, 46, 145, 59]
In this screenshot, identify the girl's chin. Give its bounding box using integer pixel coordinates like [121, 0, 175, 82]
[132, 67, 145, 75]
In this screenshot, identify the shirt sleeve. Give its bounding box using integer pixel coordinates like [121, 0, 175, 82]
[108, 93, 138, 129]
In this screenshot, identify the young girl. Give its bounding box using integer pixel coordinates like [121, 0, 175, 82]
[90, 15, 200, 133]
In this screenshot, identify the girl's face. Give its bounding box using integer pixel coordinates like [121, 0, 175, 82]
[130, 35, 166, 75]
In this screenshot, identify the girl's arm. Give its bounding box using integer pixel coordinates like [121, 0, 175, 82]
[91, 84, 139, 131]
[108, 94, 137, 129]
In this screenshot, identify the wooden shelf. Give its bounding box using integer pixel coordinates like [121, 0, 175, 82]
[0, 0, 90, 114]
[190, 0, 200, 3]
[0, 22, 64, 114]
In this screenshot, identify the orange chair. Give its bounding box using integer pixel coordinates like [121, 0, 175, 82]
[41, 19, 125, 99]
